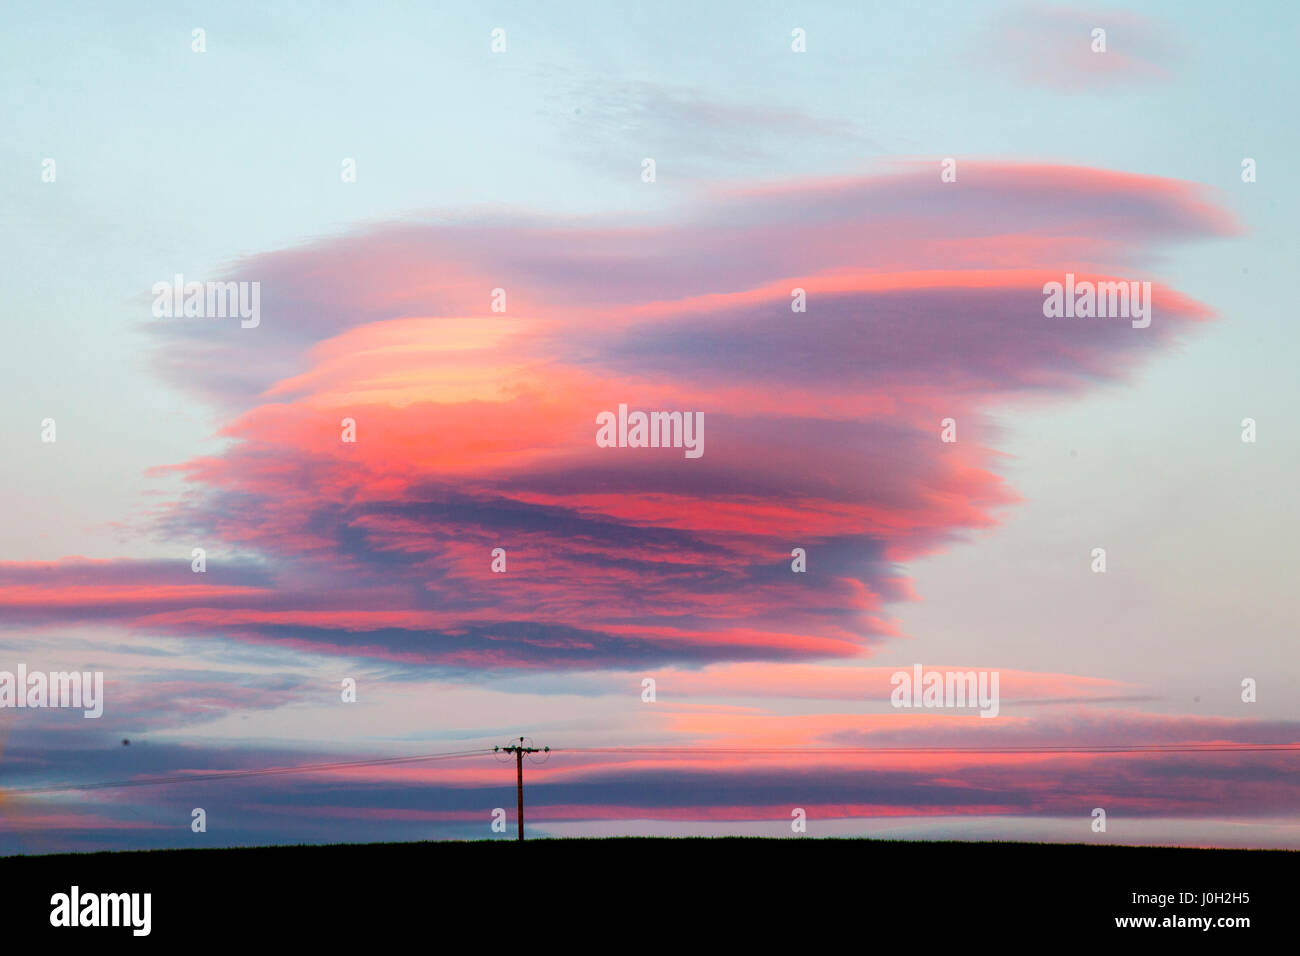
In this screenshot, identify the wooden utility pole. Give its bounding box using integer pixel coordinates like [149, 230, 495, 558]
[515, 746, 523, 841]
[494, 737, 548, 841]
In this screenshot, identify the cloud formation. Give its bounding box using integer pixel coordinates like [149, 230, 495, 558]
[5, 163, 1235, 673]
[990, 4, 1184, 90]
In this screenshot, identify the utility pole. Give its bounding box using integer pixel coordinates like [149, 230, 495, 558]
[494, 737, 549, 841]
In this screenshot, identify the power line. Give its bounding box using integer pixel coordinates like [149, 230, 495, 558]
[558, 744, 1300, 754]
[4, 742, 1295, 797]
[3, 748, 496, 796]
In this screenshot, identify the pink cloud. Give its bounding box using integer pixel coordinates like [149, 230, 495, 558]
[0, 163, 1237, 674]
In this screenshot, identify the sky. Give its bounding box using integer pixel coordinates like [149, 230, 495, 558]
[1, 0, 1298, 853]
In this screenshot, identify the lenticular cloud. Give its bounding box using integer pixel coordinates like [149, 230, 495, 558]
[4, 162, 1235, 671]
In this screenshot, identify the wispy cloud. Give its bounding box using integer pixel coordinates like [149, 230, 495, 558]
[985, 3, 1184, 90]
